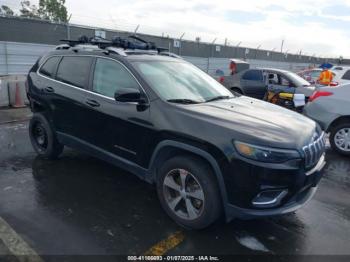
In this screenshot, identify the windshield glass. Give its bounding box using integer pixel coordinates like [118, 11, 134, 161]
[285, 72, 311, 86]
[132, 61, 233, 102]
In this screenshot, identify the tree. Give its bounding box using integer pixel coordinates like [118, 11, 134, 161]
[19, 1, 40, 19]
[38, 0, 68, 22]
[0, 5, 15, 16]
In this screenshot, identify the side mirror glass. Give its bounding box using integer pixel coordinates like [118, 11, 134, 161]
[114, 88, 144, 103]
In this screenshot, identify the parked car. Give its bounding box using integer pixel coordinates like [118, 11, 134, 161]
[331, 66, 350, 85]
[298, 68, 338, 87]
[220, 68, 316, 100]
[26, 37, 326, 229]
[304, 85, 350, 156]
[298, 68, 323, 84]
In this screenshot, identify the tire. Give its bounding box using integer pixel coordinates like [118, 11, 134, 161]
[156, 155, 222, 229]
[329, 122, 350, 156]
[29, 113, 64, 159]
[231, 87, 243, 95]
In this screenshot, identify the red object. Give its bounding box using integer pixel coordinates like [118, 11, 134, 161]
[229, 61, 237, 75]
[329, 82, 339, 87]
[219, 76, 225, 83]
[13, 82, 25, 108]
[309, 91, 333, 102]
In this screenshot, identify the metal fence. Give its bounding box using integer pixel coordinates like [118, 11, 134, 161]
[0, 41, 53, 75]
[0, 41, 314, 77]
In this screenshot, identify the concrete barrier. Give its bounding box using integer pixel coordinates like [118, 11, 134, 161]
[0, 78, 9, 107]
[0, 75, 28, 107]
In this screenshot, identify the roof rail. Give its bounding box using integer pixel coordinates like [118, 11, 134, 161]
[59, 35, 169, 55]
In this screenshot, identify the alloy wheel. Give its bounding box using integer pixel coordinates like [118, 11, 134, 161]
[334, 128, 350, 152]
[33, 122, 48, 150]
[163, 169, 205, 220]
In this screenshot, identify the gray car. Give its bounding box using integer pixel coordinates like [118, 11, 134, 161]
[304, 85, 350, 156]
[220, 68, 315, 100]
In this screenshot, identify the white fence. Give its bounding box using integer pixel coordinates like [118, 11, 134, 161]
[0, 41, 313, 76]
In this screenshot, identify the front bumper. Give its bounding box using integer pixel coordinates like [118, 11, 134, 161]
[226, 186, 317, 221]
[224, 154, 325, 221]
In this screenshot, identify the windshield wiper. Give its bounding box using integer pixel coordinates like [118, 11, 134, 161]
[167, 99, 202, 104]
[205, 96, 231, 102]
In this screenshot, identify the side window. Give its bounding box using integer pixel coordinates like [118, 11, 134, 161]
[341, 70, 350, 80]
[242, 70, 263, 81]
[39, 56, 61, 78]
[92, 58, 140, 98]
[310, 71, 321, 78]
[267, 73, 278, 84]
[56, 56, 92, 88]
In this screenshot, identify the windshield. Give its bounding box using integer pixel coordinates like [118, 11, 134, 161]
[285, 72, 311, 86]
[132, 61, 233, 103]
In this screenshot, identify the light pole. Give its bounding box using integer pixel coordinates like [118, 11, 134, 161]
[66, 14, 72, 40]
[179, 32, 185, 55]
[255, 44, 261, 58]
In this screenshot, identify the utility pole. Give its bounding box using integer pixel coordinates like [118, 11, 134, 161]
[179, 32, 185, 55]
[67, 14, 72, 40]
[255, 44, 261, 58]
[134, 25, 140, 34]
[280, 39, 284, 53]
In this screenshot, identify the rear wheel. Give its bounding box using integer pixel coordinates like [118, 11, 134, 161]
[330, 123, 350, 156]
[29, 113, 64, 159]
[156, 155, 222, 229]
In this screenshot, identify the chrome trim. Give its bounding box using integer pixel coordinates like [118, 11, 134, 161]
[252, 190, 288, 206]
[305, 154, 326, 176]
[302, 132, 326, 168]
[37, 54, 150, 103]
[113, 145, 137, 155]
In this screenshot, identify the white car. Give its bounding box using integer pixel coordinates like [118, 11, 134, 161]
[331, 66, 350, 85]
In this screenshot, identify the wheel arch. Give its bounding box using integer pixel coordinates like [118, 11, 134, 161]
[147, 140, 229, 214]
[327, 115, 350, 132]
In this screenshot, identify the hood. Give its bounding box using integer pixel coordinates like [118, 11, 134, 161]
[180, 96, 317, 149]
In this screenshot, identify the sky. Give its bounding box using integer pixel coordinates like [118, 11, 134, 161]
[3, 0, 350, 58]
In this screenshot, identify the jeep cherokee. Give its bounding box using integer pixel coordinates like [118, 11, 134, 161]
[26, 40, 326, 229]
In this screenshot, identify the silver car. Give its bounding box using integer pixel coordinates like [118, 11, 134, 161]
[304, 85, 350, 156]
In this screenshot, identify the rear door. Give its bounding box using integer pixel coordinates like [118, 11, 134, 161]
[53, 55, 93, 138]
[240, 69, 265, 99]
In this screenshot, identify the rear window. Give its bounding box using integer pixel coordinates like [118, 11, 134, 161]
[342, 70, 350, 80]
[39, 56, 61, 78]
[242, 70, 263, 81]
[56, 56, 92, 88]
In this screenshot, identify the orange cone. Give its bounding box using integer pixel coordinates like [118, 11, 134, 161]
[12, 82, 25, 108]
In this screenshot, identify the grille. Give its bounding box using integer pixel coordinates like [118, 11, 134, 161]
[302, 132, 326, 168]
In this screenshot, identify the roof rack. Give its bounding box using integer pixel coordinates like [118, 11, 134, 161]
[58, 35, 176, 57]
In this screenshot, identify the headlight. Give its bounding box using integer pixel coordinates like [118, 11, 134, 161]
[234, 141, 300, 163]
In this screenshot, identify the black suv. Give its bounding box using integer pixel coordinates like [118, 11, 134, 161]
[26, 39, 326, 229]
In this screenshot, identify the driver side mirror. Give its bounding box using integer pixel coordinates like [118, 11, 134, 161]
[114, 88, 145, 103]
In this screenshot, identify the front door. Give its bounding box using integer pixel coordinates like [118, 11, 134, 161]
[82, 57, 152, 167]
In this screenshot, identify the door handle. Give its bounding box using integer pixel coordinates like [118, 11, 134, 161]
[85, 99, 100, 107]
[44, 86, 55, 93]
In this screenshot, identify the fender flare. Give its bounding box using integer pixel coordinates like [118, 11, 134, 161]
[148, 140, 229, 211]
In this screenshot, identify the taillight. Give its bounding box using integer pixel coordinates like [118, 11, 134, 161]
[330, 82, 339, 86]
[219, 76, 225, 83]
[309, 91, 333, 102]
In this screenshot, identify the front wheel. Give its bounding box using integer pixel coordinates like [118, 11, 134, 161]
[330, 123, 350, 156]
[29, 113, 64, 159]
[156, 155, 222, 229]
